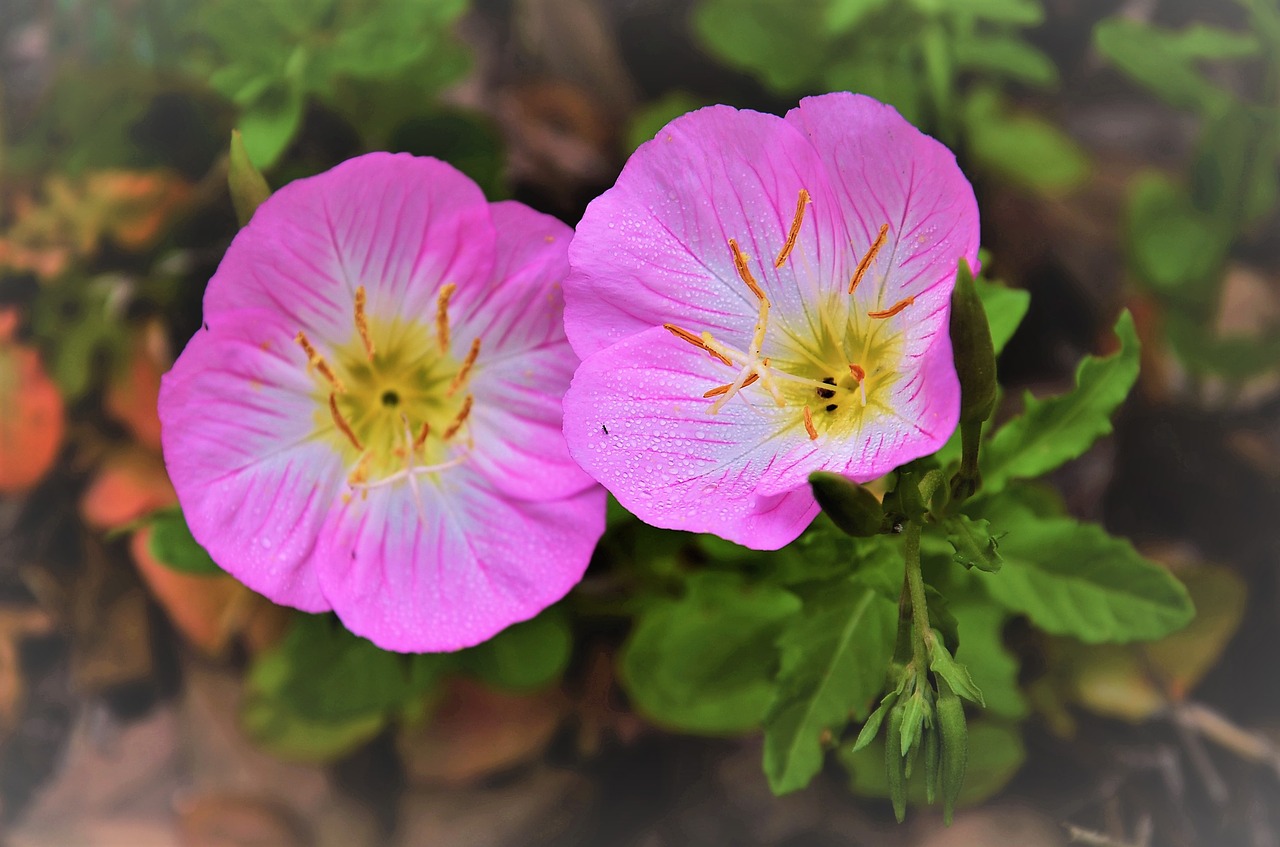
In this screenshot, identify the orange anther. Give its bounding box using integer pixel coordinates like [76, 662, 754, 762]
[296, 331, 345, 393]
[728, 238, 766, 302]
[329, 393, 363, 450]
[868, 296, 915, 319]
[703, 371, 760, 398]
[435, 283, 457, 352]
[354, 286, 375, 360]
[849, 363, 866, 382]
[413, 420, 430, 450]
[849, 223, 890, 294]
[448, 337, 482, 396]
[443, 395, 473, 440]
[774, 189, 810, 268]
[663, 323, 733, 366]
[803, 405, 818, 440]
[347, 451, 373, 486]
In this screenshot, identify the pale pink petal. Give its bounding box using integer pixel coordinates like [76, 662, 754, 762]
[159, 309, 344, 611]
[315, 475, 605, 652]
[563, 326, 820, 549]
[564, 106, 853, 359]
[454, 203, 595, 501]
[204, 153, 496, 344]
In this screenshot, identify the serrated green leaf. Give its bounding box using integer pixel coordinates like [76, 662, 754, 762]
[944, 515, 1002, 572]
[620, 573, 800, 734]
[981, 311, 1140, 495]
[963, 90, 1089, 193]
[458, 606, 571, 691]
[971, 499, 1194, 642]
[763, 580, 897, 794]
[952, 599, 1027, 719]
[929, 644, 984, 705]
[954, 34, 1058, 87]
[842, 718, 1025, 807]
[147, 509, 223, 576]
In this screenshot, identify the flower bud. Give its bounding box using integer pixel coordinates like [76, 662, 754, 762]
[228, 130, 271, 227]
[809, 471, 884, 537]
[949, 258, 997, 426]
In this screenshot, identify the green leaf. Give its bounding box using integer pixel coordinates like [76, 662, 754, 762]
[1094, 19, 1252, 114]
[237, 84, 305, 169]
[824, 51, 927, 127]
[963, 90, 1089, 193]
[954, 34, 1058, 87]
[763, 580, 898, 794]
[951, 599, 1027, 719]
[928, 643, 984, 705]
[943, 0, 1043, 24]
[627, 92, 707, 151]
[387, 108, 506, 198]
[981, 311, 1140, 495]
[241, 695, 386, 763]
[943, 515, 1002, 573]
[1127, 170, 1228, 302]
[971, 497, 1195, 642]
[458, 606, 571, 691]
[976, 276, 1029, 357]
[826, 0, 893, 30]
[842, 718, 1025, 807]
[692, 0, 833, 92]
[619, 573, 800, 734]
[1165, 311, 1280, 380]
[147, 509, 223, 576]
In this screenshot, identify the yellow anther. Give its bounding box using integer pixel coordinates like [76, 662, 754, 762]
[443, 395, 473, 440]
[435, 283, 457, 352]
[774, 188, 810, 268]
[354, 286, 375, 360]
[664, 323, 733, 366]
[849, 223, 890, 294]
[704, 371, 759, 398]
[328, 393, 363, 450]
[448, 337, 482, 396]
[296, 331, 345, 393]
[868, 296, 915, 319]
[728, 238, 766, 302]
[803, 405, 818, 440]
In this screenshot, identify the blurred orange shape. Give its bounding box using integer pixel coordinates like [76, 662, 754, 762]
[130, 526, 246, 656]
[80, 445, 176, 530]
[91, 170, 192, 252]
[106, 320, 169, 451]
[0, 344, 65, 493]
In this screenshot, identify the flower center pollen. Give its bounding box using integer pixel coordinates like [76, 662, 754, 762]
[663, 189, 913, 442]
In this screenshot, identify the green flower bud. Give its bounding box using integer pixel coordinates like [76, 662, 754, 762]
[809, 471, 884, 536]
[229, 130, 271, 227]
[949, 258, 997, 426]
[885, 701, 908, 823]
[935, 680, 969, 826]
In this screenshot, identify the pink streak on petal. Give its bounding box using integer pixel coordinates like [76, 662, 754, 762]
[563, 325, 819, 550]
[317, 475, 605, 652]
[159, 309, 344, 611]
[564, 105, 851, 360]
[205, 153, 496, 346]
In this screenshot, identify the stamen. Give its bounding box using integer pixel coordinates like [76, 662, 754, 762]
[297, 332, 345, 393]
[849, 223, 890, 294]
[443, 395, 473, 440]
[774, 189, 810, 268]
[664, 323, 733, 366]
[728, 239, 766, 302]
[328, 393, 363, 450]
[413, 420, 430, 450]
[347, 456, 467, 491]
[868, 296, 915, 319]
[448, 337, 482, 396]
[849, 363, 866, 381]
[347, 451, 373, 486]
[354, 286, 375, 360]
[435, 283, 457, 352]
[703, 372, 759, 398]
[803, 405, 818, 440]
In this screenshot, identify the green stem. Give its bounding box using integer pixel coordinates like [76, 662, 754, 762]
[902, 519, 932, 677]
[951, 419, 984, 503]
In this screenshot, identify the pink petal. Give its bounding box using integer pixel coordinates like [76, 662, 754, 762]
[564, 105, 852, 359]
[315, 475, 605, 652]
[159, 309, 344, 611]
[563, 325, 820, 549]
[204, 153, 496, 345]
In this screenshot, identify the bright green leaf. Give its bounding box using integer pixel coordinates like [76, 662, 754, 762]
[237, 84, 305, 169]
[459, 607, 572, 691]
[692, 0, 832, 92]
[826, 0, 893, 30]
[147, 509, 223, 576]
[763, 580, 897, 794]
[963, 91, 1089, 193]
[619, 573, 800, 734]
[943, 515, 1002, 573]
[954, 34, 1058, 87]
[944, 0, 1042, 24]
[1127, 170, 1228, 302]
[981, 311, 1140, 495]
[951, 599, 1027, 719]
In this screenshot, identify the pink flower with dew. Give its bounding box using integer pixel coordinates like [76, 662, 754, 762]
[160, 153, 604, 652]
[562, 93, 979, 549]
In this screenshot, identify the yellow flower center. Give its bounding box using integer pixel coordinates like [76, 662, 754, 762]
[296, 285, 478, 494]
[664, 189, 913, 441]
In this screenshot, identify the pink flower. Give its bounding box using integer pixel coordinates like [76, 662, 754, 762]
[160, 153, 604, 652]
[562, 93, 978, 549]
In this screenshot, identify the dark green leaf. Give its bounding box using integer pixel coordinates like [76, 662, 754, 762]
[459, 607, 571, 691]
[982, 311, 1140, 495]
[1094, 19, 1252, 114]
[692, 0, 832, 92]
[627, 92, 707, 151]
[762, 580, 897, 793]
[942, 0, 1043, 24]
[147, 509, 223, 576]
[619, 573, 800, 734]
